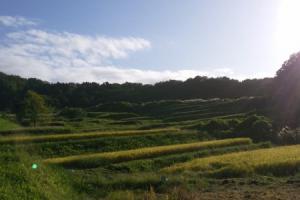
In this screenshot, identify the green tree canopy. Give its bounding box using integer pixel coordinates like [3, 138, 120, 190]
[17, 90, 48, 126]
[272, 52, 300, 127]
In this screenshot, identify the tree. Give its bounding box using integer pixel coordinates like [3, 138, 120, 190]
[58, 107, 86, 119]
[272, 52, 300, 127]
[17, 90, 48, 126]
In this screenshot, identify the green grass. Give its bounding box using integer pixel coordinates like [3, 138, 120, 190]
[43, 138, 252, 168]
[0, 146, 83, 200]
[0, 127, 179, 144]
[163, 144, 300, 177]
[0, 118, 20, 131]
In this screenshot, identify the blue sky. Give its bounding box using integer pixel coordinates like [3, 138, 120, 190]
[0, 0, 298, 83]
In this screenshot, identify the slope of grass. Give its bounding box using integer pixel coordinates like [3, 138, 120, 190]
[0, 117, 20, 131]
[163, 145, 300, 177]
[43, 138, 252, 168]
[0, 127, 179, 144]
[0, 145, 83, 200]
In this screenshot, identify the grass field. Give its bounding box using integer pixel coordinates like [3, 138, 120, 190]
[163, 144, 300, 177]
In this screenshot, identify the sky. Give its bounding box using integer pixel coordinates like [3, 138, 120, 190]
[0, 0, 299, 84]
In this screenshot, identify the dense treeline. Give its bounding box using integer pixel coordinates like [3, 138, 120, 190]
[0, 72, 272, 110]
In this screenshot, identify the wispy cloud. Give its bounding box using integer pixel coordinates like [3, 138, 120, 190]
[0, 16, 238, 84]
[0, 16, 37, 27]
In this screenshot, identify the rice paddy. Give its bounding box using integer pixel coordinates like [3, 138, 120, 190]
[43, 138, 252, 167]
[0, 127, 179, 144]
[163, 144, 300, 176]
[1, 98, 299, 199]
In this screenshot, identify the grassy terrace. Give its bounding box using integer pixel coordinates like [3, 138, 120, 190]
[0, 128, 179, 144]
[163, 144, 300, 176]
[43, 138, 251, 168]
[0, 117, 20, 131]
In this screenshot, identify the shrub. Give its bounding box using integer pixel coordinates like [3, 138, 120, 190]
[236, 115, 273, 141]
[58, 108, 86, 119]
[204, 119, 229, 131]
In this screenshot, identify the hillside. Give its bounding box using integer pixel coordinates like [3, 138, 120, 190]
[0, 96, 300, 199]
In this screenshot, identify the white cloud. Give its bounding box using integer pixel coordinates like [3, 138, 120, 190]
[0, 16, 37, 27]
[0, 24, 237, 84]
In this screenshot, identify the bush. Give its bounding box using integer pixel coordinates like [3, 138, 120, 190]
[204, 119, 229, 131]
[58, 108, 86, 119]
[236, 115, 273, 141]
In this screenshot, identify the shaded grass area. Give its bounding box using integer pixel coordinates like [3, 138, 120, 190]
[43, 138, 252, 168]
[163, 144, 300, 177]
[0, 127, 179, 144]
[23, 131, 202, 158]
[0, 117, 20, 131]
[70, 170, 181, 198]
[0, 145, 83, 200]
[0, 126, 73, 136]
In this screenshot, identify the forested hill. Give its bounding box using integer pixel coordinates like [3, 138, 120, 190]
[0, 71, 272, 110]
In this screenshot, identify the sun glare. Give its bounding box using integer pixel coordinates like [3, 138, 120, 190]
[274, 0, 300, 60]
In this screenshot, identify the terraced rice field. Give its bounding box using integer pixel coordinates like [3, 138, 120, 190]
[43, 138, 251, 167]
[0, 128, 179, 144]
[2, 98, 298, 199]
[163, 145, 300, 176]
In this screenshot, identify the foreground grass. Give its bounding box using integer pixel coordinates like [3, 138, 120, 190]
[0, 145, 82, 200]
[0, 128, 179, 144]
[163, 144, 300, 177]
[43, 138, 251, 168]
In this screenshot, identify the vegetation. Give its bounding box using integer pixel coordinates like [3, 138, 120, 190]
[0, 128, 179, 144]
[0, 117, 20, 131]
[163, 145, 300, 177]
[110, 142, 271, 172]
[58, 107, 87, 119]
[1, 52, 300, 199]
[16, 90, 49, 126]
[43, 138, 251, 168]
[0, 71, 272, 110]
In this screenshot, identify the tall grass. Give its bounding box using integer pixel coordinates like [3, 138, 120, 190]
[0, 128, 179, 144]
[163, 144, 300, 177]
[43, 138, 251, 168]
